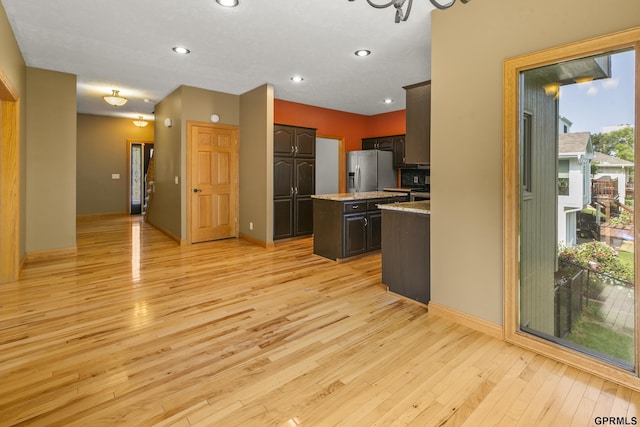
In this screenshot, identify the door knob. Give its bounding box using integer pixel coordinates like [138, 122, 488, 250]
[193, 188, 202, 193]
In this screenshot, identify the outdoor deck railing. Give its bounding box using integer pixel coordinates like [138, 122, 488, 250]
[555, 259, 633, 338]
[591, 178, 619, 200]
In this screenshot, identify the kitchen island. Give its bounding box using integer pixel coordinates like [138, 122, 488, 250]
[312, 192, 409, 261]
[379, 200, 430, 304]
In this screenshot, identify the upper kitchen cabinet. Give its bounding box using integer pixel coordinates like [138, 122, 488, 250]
[362, 135, 406, 169]
[274, 124, 316, 158]
[404, 81, 431, 165]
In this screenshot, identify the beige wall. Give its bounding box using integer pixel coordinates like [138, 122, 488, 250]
[0, 2, 27, 262]
[26, 67, 77, 253]
[149, 85, 243, 241]
[77, 114, 154, 215]
[148, 87, 183, 239]
[180, 86, 240, 239]
[239, 84, 274, 243]
[430, 0, 640, 325]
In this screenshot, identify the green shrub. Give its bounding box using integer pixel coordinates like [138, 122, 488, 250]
[558, 241, 632, 283]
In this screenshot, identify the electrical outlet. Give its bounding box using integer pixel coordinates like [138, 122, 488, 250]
[249, 222, 254, 230]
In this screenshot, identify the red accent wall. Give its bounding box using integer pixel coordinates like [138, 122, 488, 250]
[365, 110, 406, 138]
[274, 99, 405, 152]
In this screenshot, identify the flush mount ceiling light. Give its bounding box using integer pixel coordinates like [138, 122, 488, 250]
[383, 98, 394, 104]
[355, 49, 371, 57]
[132, 116, 149, 127]
[103, 89, 127, 107]
[351, 0, 471, 23]
[216, 0, 239, 6]
[291, 76, 304, 83]
[172, 46, 190, 54]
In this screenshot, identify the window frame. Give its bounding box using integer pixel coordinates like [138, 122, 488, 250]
[503, 27, 640, 390]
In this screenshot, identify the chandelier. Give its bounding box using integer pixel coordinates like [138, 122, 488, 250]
[103, 89, 128, 107]
[132, 116, 149, 127]
[358, 0, 471, 23]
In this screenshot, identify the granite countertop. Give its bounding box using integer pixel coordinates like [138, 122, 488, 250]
[382, 187, 412, 193]
[311, 191, 408, 201]
[378, 200, 431, 215]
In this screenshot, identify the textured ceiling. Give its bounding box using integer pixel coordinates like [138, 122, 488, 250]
[1, 0, 433, 120]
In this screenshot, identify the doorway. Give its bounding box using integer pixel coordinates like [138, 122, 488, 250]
[504, 28, 640, 386]
[0, 69, 20, 283]
[127, 140, 154, 215]
[316, 136, 345, 194]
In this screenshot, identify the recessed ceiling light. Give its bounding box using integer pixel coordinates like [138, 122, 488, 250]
[383, 98, 394, 104]
[172, 47, 190, 54]
[216, 0, 239, 6]
[355, 49, 371, 57]
[291, 76, 304, 83]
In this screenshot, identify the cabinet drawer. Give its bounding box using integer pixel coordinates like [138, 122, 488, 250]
[343, 201, 366, 213]
[366, 198, 385, 211]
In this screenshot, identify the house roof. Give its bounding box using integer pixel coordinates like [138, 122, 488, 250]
[558, 132, 593, 158]
[593, 151, 634, 167]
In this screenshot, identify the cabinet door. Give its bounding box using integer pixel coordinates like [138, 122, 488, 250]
[376, 136, 394, 151]
[367, 211, 383, 251]
[274, 157, 294, 197]
[274, 157, 294, 240]
[274, 125, 295, 155]
[405, 82, 431, 164]
[294, 128, 316, 158]
[274, 199, 293, 239]
[392, 135, 406, 168]
[294, 196, 313, 236]
[343, 214, 367, 257]
[362, 138, 377, 150]
[295, 159, 315, 196]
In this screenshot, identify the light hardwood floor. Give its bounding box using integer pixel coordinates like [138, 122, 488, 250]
[1, 215, 639, 426]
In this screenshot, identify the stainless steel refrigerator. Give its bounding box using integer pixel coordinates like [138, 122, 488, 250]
[346, 150, 396, 193]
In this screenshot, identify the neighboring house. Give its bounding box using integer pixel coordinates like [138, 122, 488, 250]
[558, 132, 594, 247]
[592, 151, 634, 203]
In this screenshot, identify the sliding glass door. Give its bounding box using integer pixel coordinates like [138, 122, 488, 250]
[504, 29, 640, 385]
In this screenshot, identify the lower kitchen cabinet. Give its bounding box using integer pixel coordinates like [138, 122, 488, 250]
[343, 213, 367, 257]
[313, 194, 408, 261]
[381, 208, 430, 304]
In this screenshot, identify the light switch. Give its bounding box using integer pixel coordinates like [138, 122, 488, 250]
[174, 176, 179, 184]
[112, 174, 120, 179]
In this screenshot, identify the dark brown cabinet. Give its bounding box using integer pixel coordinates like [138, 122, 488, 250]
[313, 195, 408, 260]
[391, 135, 406, 168]
[273, 125, 316, 240]
[362, 134, 406, 168]
[381, 208, 430, 304]
[343, 213, 367, 257]
[404, 81, 431, 165]
[274, 124, 315, 158]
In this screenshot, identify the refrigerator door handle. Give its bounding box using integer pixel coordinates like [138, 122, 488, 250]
[355, 164, 360, 193]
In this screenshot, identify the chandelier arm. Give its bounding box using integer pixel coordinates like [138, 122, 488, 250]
[401, 0, 413, 21]
[429, 0, 456, 10]
[366, 0, 396, 9]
